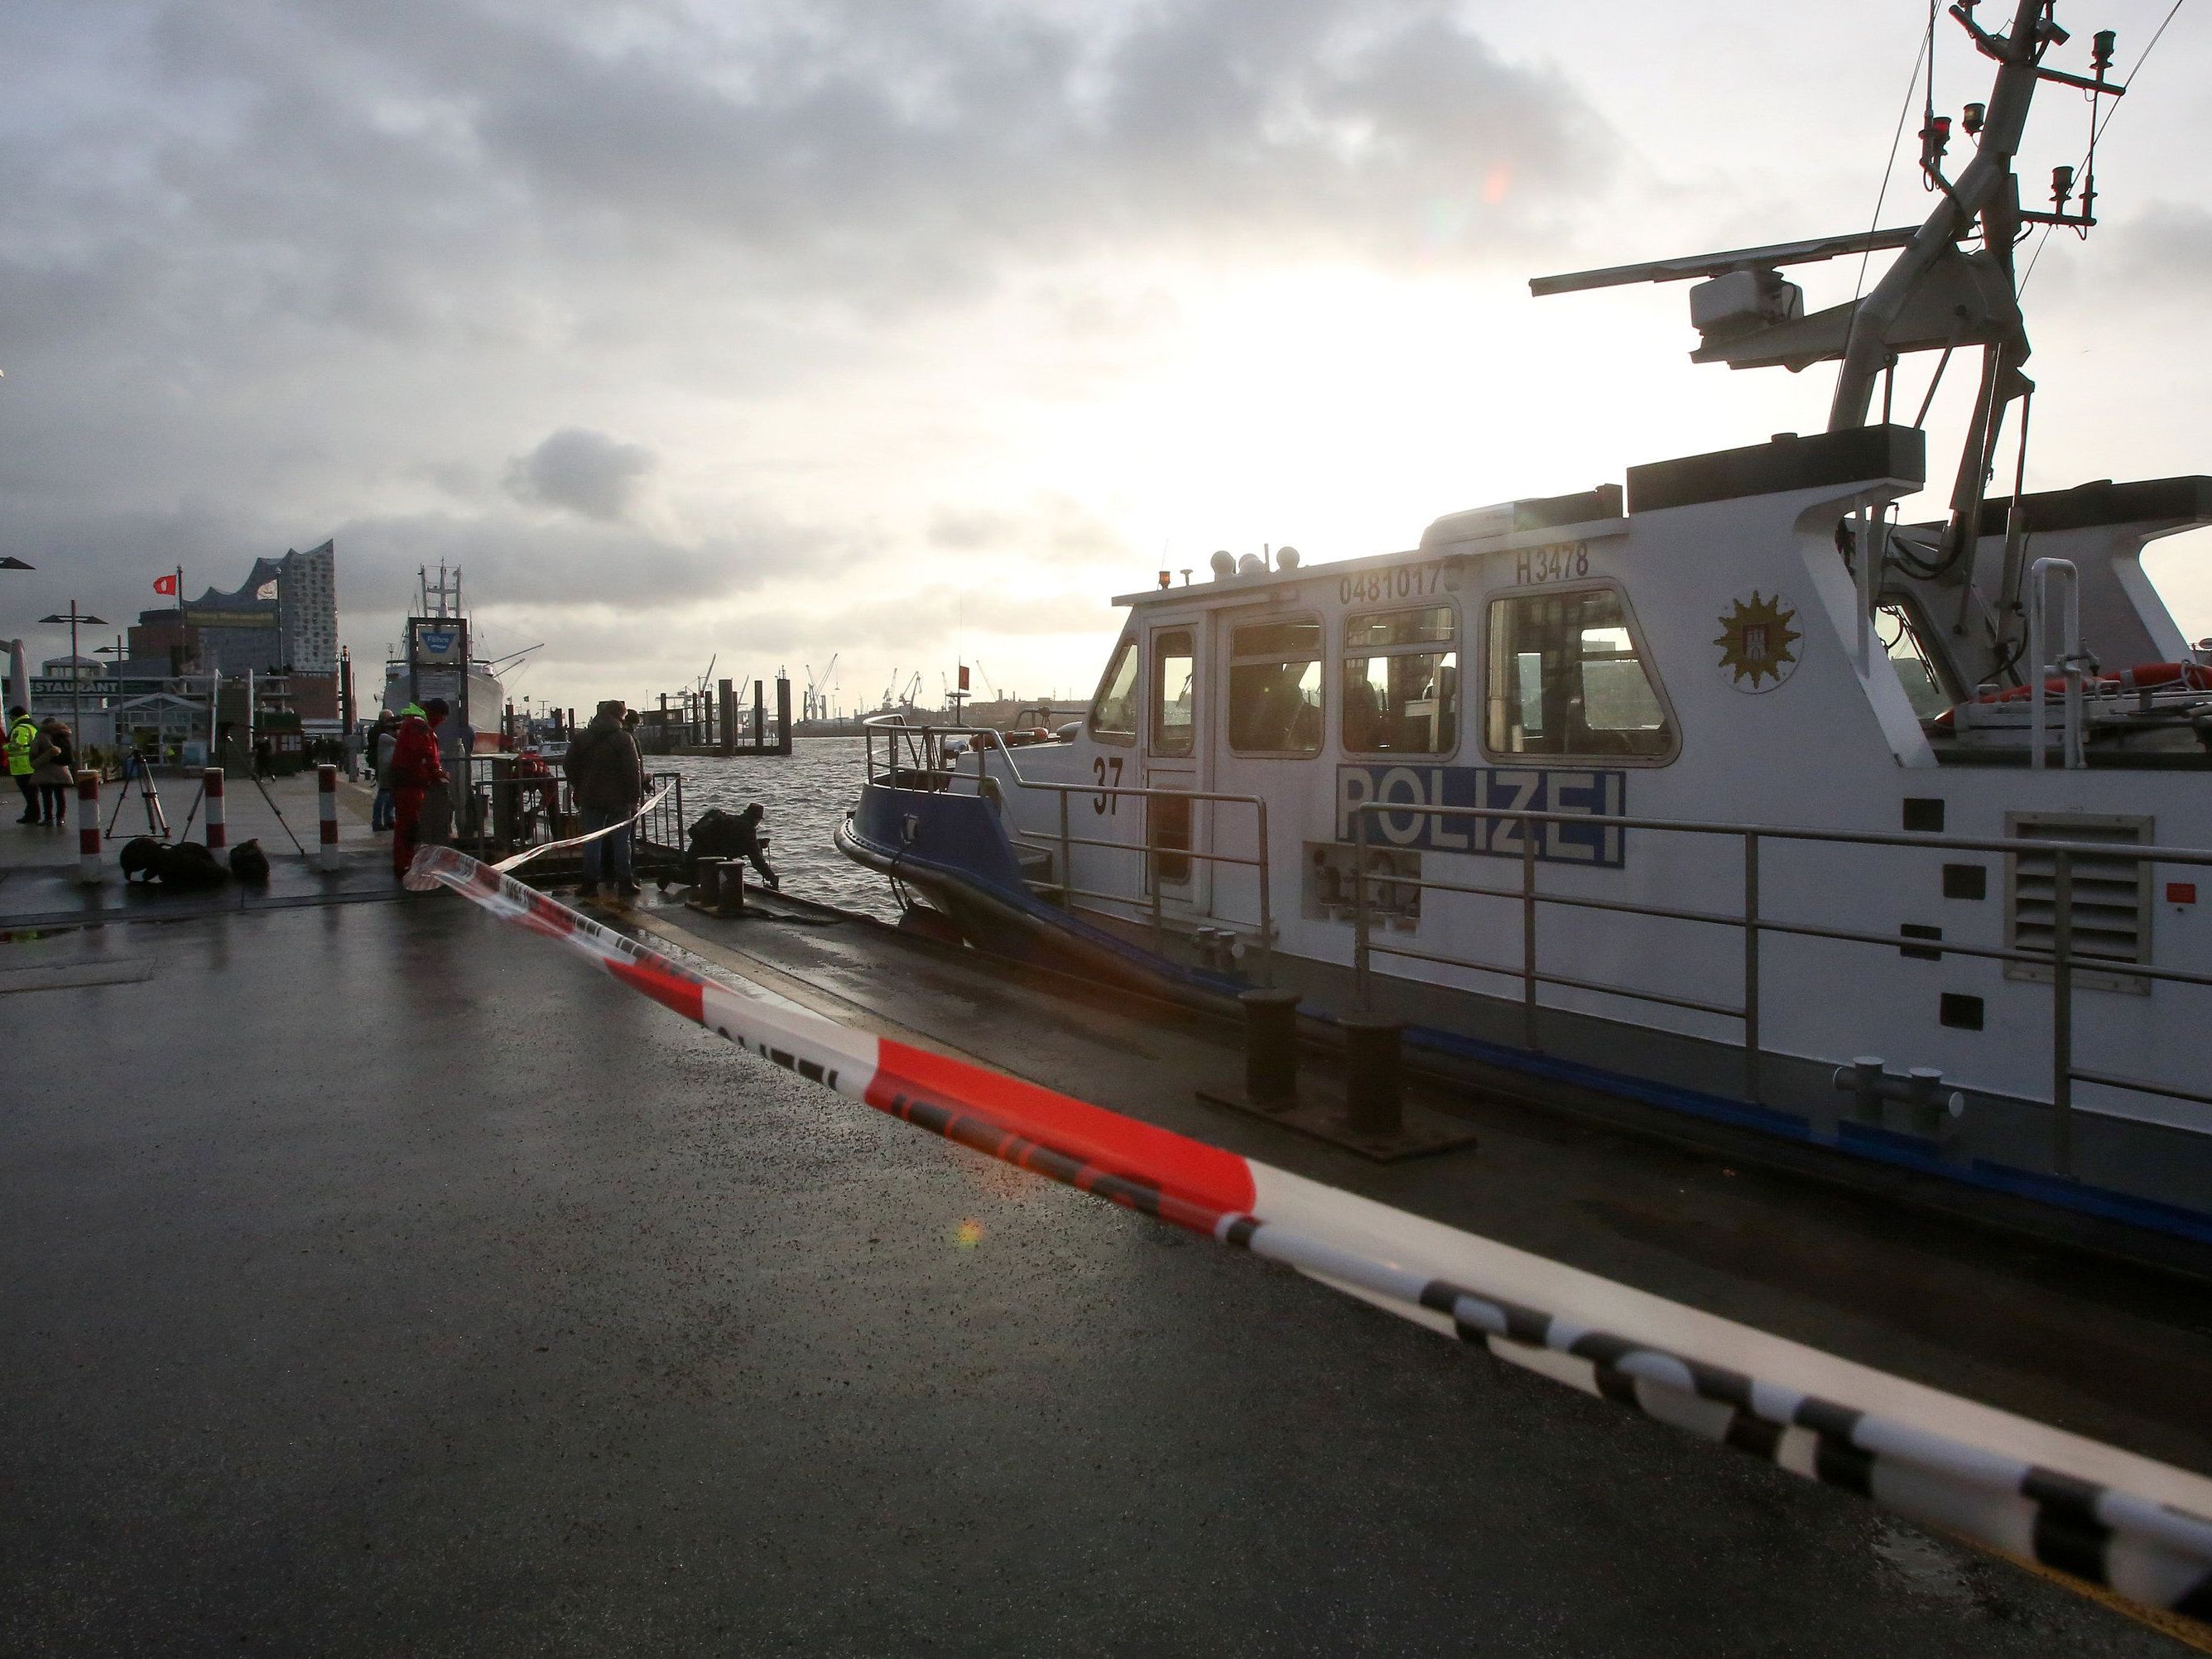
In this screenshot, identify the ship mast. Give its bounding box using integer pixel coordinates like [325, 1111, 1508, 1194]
[1831, 0, 2120, 582]
[416, 562, 464, 621]
[1532, 0, 2123, 666]
[1830, 0, 2049, 431]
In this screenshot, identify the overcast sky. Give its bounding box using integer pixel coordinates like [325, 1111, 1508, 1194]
[5, 0, 2207, 714]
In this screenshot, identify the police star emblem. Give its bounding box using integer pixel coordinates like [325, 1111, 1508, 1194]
[1714, 590, 1802, 691]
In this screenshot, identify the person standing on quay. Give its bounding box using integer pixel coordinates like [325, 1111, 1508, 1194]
[7, 705, 39, 825]
[564, 699, 644, 900]
[387, 699, 448, 880]
[368, 710, 400, 832]
[29, 719, 75, 827]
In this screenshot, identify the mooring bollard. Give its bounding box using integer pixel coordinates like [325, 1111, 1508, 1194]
[316, 763, 339, 872]
[75, 770, 102, 885]
[1238, 988, 1303, 1105]
[695, 858, 724, 911]
[1340, 1014, 1406, 1137]
[1830, 1055, 1965, 1140]
[687, 858, 743, 917]
[204, 767, 226, 851]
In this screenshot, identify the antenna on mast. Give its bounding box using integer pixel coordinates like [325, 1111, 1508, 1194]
[1528, 0, 2127, 594]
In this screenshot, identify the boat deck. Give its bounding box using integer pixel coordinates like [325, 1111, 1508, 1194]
[2, 786, 2206, 1654]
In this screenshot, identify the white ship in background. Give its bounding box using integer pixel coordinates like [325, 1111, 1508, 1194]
[380, 565, 528, 752]
[843, 0, 2212, 1253]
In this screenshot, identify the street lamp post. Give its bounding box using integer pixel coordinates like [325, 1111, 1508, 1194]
[96, 640, 132, 761]
[40, 603, 108, 755]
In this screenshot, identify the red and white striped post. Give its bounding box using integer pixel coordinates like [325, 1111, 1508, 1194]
[75, 770, 102, 884]
[317, 763, 339, 872]
[203, 766, 226, 851]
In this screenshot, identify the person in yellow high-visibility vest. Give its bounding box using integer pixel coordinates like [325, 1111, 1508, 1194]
[7, 704, 39, 825]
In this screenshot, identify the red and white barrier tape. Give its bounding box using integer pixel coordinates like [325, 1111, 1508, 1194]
[406, 841, 2212, 1620]
[492, 784, 671, 873]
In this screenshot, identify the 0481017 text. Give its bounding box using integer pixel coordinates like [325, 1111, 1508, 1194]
[1338, 563, 1443, 606]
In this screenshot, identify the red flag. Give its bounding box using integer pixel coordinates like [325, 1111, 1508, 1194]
[153, 574, 178, 595]
[958, 665, 970, 692]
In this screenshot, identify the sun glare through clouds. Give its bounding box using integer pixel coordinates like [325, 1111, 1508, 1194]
[2, 1, 2208, 707]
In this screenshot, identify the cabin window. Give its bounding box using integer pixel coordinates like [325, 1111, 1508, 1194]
[1089, 634, 1139, 743]
[1878, 601, 1952, 720]
[1228, 618, 1323, 755]
[1150, 629, 1195, 757]
[1485, 587, 1676, 761]
[1343, 605, 1456, 755]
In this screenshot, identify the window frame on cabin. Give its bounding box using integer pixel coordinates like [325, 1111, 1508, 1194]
[1148, 627, 1196, 759]
[1876, 592, 1959, 721]
[1340, 603, 1460, 759]
[1481, 581, 1680, 765]
[1225, 613, 1325, 757]
[1088, 631, 1139, 745]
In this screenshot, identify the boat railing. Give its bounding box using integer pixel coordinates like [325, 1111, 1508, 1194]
[863, 715, 1274, 980]
[455, 753, 685, 863]
[1348, 800, 2212, 1174]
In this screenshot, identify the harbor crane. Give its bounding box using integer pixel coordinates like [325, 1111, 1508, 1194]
[804, 654, 840, 722]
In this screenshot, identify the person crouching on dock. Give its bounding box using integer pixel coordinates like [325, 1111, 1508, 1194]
[387, 699, 449, 880]
[733, 803, 779, 891]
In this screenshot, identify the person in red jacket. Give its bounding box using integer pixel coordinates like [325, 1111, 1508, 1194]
[387, 698, 449, 878]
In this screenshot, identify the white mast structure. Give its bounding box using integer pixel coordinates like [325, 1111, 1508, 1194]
[1534, 0, 2124, 692]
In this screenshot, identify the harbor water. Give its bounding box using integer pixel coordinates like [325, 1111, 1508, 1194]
[658, 737, 901, 921]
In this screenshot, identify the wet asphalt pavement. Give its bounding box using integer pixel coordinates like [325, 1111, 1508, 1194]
[0, 895, 2189, 1656]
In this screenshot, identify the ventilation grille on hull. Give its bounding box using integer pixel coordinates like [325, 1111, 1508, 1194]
[2005, 815, 2152, 996]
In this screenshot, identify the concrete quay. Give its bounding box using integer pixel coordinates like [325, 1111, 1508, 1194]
[0, 768, 397, 929]
[1, 798, 2205, 1656]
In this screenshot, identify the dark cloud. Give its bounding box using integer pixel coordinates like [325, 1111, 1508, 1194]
[334, 505, 830, 610]
[2, 0, 1604, 368]
[0, 491, 827, 661]
[0, 0, 1610, 694]
[426, 0, 1604, 281]
[926, 493, 1128, 563]
[503, 428, 657, 522]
